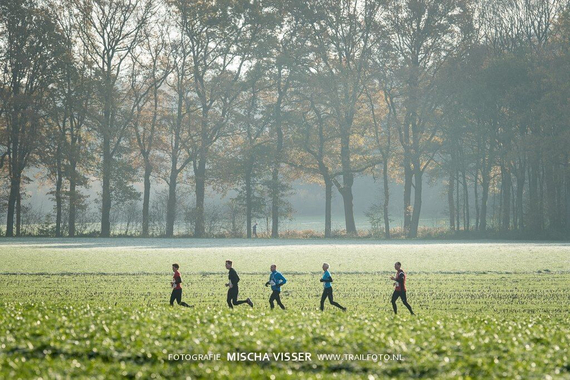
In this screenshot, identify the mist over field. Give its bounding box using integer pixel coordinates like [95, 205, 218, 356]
[21, 174, 449, 232]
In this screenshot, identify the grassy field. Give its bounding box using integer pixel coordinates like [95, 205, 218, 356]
[1, 239, 569, 379]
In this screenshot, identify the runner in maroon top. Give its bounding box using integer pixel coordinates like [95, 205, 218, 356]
[170, 264, 192, 307]
[390, 262, 414, 315]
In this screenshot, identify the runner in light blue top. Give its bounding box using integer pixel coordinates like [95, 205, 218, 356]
[321, 268, 332, 289]
[319, 263, 346, 312]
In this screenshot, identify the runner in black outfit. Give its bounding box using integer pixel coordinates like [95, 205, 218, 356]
[390, 261, 414, 315]
[225, 260, 253, 309]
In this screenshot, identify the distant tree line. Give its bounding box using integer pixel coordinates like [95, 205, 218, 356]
[1, 0, 569, 238]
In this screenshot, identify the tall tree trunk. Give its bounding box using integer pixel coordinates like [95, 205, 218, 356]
[403, 161, 413, 234]
[271, 117, 283, 238]
[165, 161, 178, 237]
[231, 206, 237, 235]
[7, 125, 21, 237]
[456, 167, 460, 231]
[382, 158, 391, 239]
[501, 165, 511, 231]
[16, 191, 21, 236]
[270, 166, 280, 238]
[516, 171, 525, 230]
[404, 59, 418, 236]
[539, 162, 545, 230]
[479, 138, 494, 232]
[498, 173, 503, 229]
[448, 171, 455, 231]
[340, 134, 356, 234]
[511, 183, 517, 230]
[462, 169, 469, 231]
[68, 158, 77, 237]
[558, 169, 563, 228]
[545, 161, 558, 230]
[55, 151, 63, 237]
[409, 164, 422, 238]
[564, 154, 570, 231]
[101, 67, 113, 238]
[529, 157, 540, 230]
[480, 173, 490, 232]
[270, 86, 285, 239]
[474, 173, 480, 231]
[6, 176, 20, 237]
[245, 158, 253, 239]
[167, 81, 186, 238]
[340, 187, 356, 234]
[101, 135, 112, 237]
[492, 182, 497, 228]
[142, 79, 159, 237]
[324, 178, 332, 238]
[194, 157, 206, 237]
[462, 176, 466, 230]
[142, 159, 151, 237]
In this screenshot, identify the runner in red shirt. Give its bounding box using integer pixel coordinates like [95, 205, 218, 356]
[170, 264, 192, 307]
[390, 262, 414, 315]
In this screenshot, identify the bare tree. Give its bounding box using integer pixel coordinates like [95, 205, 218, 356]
[382, 0, 472, 237]
[307, 0, 382, 234]
[43, 0, 94, 237]
[130, 17, 171, 236]
[76, 0, 153, 237]
[1, 0, 64, 236]
[290, 90, 341, 238]
[365, 87, 393, 238]
[162, 12, 194, 238]
[171, 0, 263, 237]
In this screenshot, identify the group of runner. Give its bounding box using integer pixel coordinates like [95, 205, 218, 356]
[170, 260, 414, 315]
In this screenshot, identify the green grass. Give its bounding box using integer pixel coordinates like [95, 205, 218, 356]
[1, 239, 569, 379]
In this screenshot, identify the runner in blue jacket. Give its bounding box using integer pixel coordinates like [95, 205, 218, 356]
[265, 264, 287, 310]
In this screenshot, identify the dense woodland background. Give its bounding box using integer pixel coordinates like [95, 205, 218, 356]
[1, 0, 569, 239]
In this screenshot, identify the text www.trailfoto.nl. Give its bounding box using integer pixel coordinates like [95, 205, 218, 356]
[316, 353, 403, 361]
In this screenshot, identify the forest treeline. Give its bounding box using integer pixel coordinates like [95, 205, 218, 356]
[1, 0, 569, 238]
